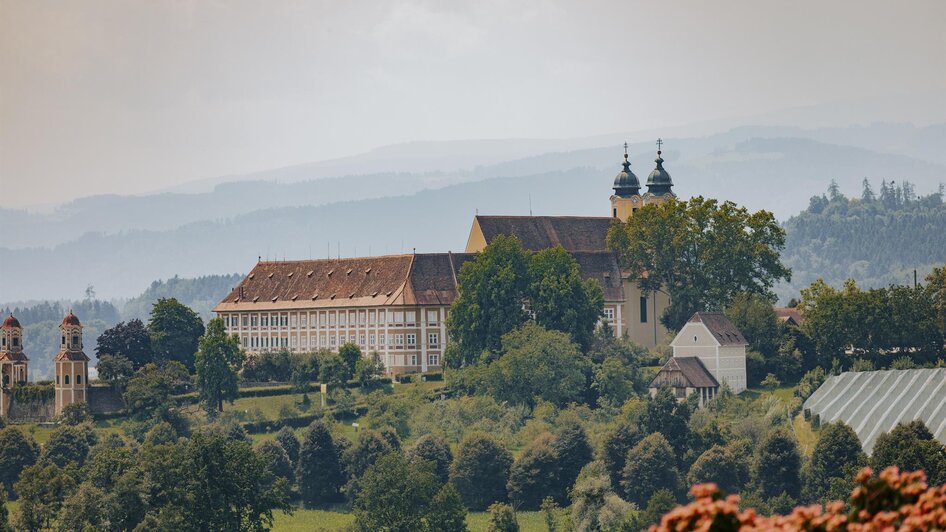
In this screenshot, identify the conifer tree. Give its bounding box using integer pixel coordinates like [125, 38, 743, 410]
[298, 421, 344, 506]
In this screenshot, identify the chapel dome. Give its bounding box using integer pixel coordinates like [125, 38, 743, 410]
[645, 152, 674, 196]
[2, 314, 21, 329]
[62, 312, 81, 327]
[613, 156, 641, 198]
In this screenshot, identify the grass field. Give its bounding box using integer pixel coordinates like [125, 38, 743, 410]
[270, 508, 547, 532]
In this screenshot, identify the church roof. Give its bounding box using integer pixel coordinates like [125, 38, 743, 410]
[613, 156, 641, 198]
[214, 253, 472, 312]
[645, 151, 674, 196]
[473, 215, 613, 252]
[55, 349, 89, 362]
[688, 312, 748, 346]
[2, 315, 21, 330]
[571, 252, 625, 302]
[774, 307, 804, 326]
[0, 350, 28, 362]
[652, 356, 719, 389]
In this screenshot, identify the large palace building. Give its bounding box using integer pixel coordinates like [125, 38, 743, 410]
[215, 143, 676, 374]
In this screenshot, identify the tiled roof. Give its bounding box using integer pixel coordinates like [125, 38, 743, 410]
[475, 215, 613, 252]
[214, 254, 465, 312]
[0, 351, 28, 362]
[774, 307, 804, 325]
[55, 349, 90, 362]
[654, 356, 719, 388]
[571, 251, 625, 302]
[689, 312, 748, 346]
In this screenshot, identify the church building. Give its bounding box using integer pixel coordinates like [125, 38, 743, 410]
[215, 142, 677, 373]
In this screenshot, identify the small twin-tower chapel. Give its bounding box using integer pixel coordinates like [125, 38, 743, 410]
[0, 312, 90, 419]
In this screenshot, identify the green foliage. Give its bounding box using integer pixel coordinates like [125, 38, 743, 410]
[782, 181, 946, 300]
[592, 356, 637, 408]
[41, 424, 97, 468]
[122, 274, 244, 323]
[425, 484, 468, 532]
[243, 348, 292, 382]
[0, 427, 39, 496]
[123, 362, 191, 419]
[486, 502, 519, 532]
[345, 429, 400, 492]
[639, 489, 677, 528]
[178, 431, 290, 530]
[58, 402, 91, 425]
[760, 373, 781, 389]
[95, 354, 134, 386]
[450, 432, 513, 511]
[355, 352, 385, 389]
[795, 366, 826, 401]
[147, 297, 205, 370]
[621, 432, 681, 506]
[570, 461, 636, 532]
[275, 426, 301, 465]
[602, 422, 643, 498]
[551, 421, 593, 504]
[9, 384, 54, 403]
[804, 421, 866, 503]
[871, 420, 946, 485]
[641, 387, 690, 457]
[485, 323, 589, 408]
[753, 428, 802, 499]
[257, 440, 294, 483]
[800, 278, 944, 366]
[195, 318, 245, 416]
[507, 433, 560, 510]
[406, 434, 453, 484]
[14, 462, 77, 531]
[353, 452, 438, 532]
[528, 246, 604, 350]
[608, 196, 789, 330]
[687, 444, 748, 494]
[364, 391, 412, 438]
[318, 352, 349, 390]
[448, 235, 531, 363]
[95, 319, 154, 370]
[725, 293, 780, 356]
[298, 420, 344, 506]
[0, 485, 9, 532]
[338, 342, 362, 380]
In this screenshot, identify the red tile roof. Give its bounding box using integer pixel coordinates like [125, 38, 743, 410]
[2, 314, 21, 329]
[652, 356, 719, 388]
[475, 215, 613, 252]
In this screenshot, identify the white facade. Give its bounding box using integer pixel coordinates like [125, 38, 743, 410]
[670, 321, 748, 393]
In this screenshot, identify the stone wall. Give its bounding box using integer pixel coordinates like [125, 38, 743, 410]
[87, 386, 125, 415]
[6, 394, 56, 422]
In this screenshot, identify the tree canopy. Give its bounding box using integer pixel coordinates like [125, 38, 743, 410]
[147, 298, 204, 370]
[607, 196, 789, 330]
[194, 318, 245, 416]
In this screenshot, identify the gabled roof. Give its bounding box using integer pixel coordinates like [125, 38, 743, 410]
[774, 307, 804, 326]
[688, 312, 748, 346]
[55, 349, 89, 362]
[653, 356, 719, 388]
[0, 351, 28, 363]
[571, 252, 625, 302]
[474, 215, 613, 252]
[214, 254, 467, 312]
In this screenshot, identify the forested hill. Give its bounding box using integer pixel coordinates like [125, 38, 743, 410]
[778, 180, 946, 300]
[121, 274, 244, 323]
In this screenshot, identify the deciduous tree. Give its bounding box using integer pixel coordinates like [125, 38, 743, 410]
[298, 420, 344, 506]
[607, 197, 789, 331]
[507, 433, 560, 510]
[194, 318, 244, 416]
[406, 434, 453, 484]
[450, 432, 513, 511]
[528, 246, 604, 350]
[147, 298, 204, 370]
[353, 452, 438, 532]
[0, 427, 38, 497]
[95, 319, 154, 370]
[621, 432, 681, 506]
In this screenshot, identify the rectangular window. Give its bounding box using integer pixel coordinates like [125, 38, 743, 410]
[242, 336, 248, 347]
[291, 336, 298, 348]
[339, 335, 346, 344]
[405, 311, 416, 325]
[282, 316, 288, 327]
[428, 354, 439, 366]
[378, 310, 386, 324]
[394, 312, 404, 324]
[428, 333, 439, 347]
[291, 315, 297, 327]
[329, 314, 336, 326]
[369, 311, 376, 325]
[339, 313, 347, 326]
[604, 308, 614, 321]
[251, 316, 258, 327]
[395, 334, 404, 346]
[301, 336, 308, 348]
[410, 354, 417, 366]
[640, 297, 648, 323]
[242, 315, 248, 327]
[427, 310, 438, 324]
[359, 312, 367, 325]
[369, 334, 376, 346]
[319, 313, 326, 326]
[379, 334, 386, 346]
[301, 314, 307, 327]
[406, 334, 416, 347]
[330, 336, 337, 347]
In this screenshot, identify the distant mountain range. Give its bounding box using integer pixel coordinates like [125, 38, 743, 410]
[1, 123, 943, 302]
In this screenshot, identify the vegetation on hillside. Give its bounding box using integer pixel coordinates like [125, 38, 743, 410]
[779, 179, 946, 300]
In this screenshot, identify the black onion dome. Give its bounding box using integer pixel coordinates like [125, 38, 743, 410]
[613, 156, 641, 198]
[646, 152, 673, 195]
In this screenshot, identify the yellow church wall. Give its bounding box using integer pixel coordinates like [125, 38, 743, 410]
[464, 219, 487, 253]
[622, 280, 670, 348]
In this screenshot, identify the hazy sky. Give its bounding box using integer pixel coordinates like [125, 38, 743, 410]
[2, 0, 945, 207]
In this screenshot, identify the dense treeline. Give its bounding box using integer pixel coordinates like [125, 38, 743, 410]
[780, 179, 946, 300]
[120, 274, 243, 323]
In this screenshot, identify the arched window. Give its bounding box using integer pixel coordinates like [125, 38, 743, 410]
[64, 374, 70, 385]
[76, 375, 82, 385]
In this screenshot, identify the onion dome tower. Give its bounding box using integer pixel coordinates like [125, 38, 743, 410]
[55, 311, 89, 416]
[645, 138, 675, 197]
[610, 142, 644, 220]
[0, 314, 29, 418]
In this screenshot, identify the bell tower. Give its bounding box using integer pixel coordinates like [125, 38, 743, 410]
[0, 314, 29, 418]
[55, 311, 89, 416]
[610, 142, 643, 221]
